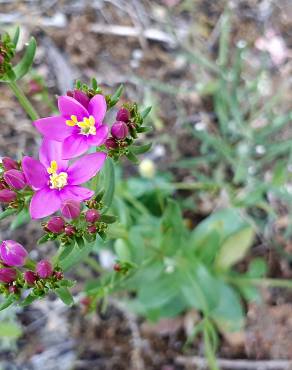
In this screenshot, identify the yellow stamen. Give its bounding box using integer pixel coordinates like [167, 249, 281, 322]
[47, 161, 68, 190]
[65, 115, 96, 136]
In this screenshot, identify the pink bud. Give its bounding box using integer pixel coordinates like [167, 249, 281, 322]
[116, 108, 130, 122]
[64, 225, 76, 236]
[9, 285, 18, 294]
[111, 121, 129, 140]
[0, 189, 17, 203]
[61, 200, 80, 219]
[54, 271, 63, 280]
[0, 240, 28, 267]
[73, 89, 90, 109]
[85, 209, 100, 223]
[105, 138, 118, 150]
[24, 270, 38, 285]
[87, 225, 97, 234]
[0, 54, 4, 65]
[36, 260, 53, 279]
[4, 169, 27, 190]
[0, 268, 17, 283]
[2, 157, 18, 171]
[46, 216, 65, 234]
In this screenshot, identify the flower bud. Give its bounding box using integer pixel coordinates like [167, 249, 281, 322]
[0, 240, 28, 267]
[46, 216, 65, 234]
[0, 268, 17, 283]
[54, 271, 63, 280]
[87, 225, 97, 234]
[105, 137, 118, 150]
[111, 121, 129, 140]
[2, 157, 18, 171]
[24, 270, 38, 285]
[4, 169, 26, 190]
[116, 108, 130, 122]
[85, 209, 100, 223]
[113, 263, 121, 272]
[64, 224, 76, 236]
[61, 200, 80, 219]
[0, 189, 17, 203]
[9, 285, 18, 294]
[0, 54, 4, 65]
[67, 89, 90, 109]
[36, 260, 53, 279]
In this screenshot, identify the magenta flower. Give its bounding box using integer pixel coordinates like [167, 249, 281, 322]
[0, 240, 28, 267]
[34, 95, 109, 159]
[22, 139, 106, 219]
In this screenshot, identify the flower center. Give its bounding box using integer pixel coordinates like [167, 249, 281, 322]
[66, 115, 96, 136]
[47, 161, 68, 190]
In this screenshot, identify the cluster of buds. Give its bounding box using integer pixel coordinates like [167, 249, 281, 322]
[0, 240, 65, 303]
[0, 33, 16, 78]
[105, 103, 151, 162]
[39, 194, 115, 246]
[0, 157, 29, 210]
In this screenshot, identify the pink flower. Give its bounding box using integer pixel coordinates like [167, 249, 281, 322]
[34, 95, 109, 159]
[0, 240, 28, 267]
[36, 260, 53, 279]
[61, 199, 80, 219]
[22, 139, 106, 219]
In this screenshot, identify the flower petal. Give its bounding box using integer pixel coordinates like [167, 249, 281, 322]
[58, 96, 89, 120]
[39, 139, 69, 170]
[22, 157, 48, 190]
[67, 152, 107, 185]
[30, 188, 61, 219]
[62, 134, 89, 159]
[88, 94, 107, 124]
[87, 125, 109, 146]
[33, 116, 73, 141]
[60, 186, 94, 202]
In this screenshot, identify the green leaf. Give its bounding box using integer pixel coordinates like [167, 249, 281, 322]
[109, 84, 123, 107]
[58, 243, 75, 261]
[131, 143, 152, 155]
[0, 208, 17, 221]
[114, 239, 131, 260]
[20, 293, 39, 307]
[60, 241, 96, 271]
[126, 151, 139, 164]
[55, 287, 74, 306]
[99, 214, 117, 224]
[0, 322, 22, 338]
[141, 106, 152, 119]
[12, 26, 20, 47]
[37, 234, 51, 245]
[215, 227, 255, 270]
[91, 77, 98, 90]
[13, 37, 36, 80]
[247, 258, 267, 278]
[0, 295, 16, 311]
[101, 158, 115, 213]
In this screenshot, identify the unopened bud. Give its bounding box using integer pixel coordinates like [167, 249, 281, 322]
[113, 263, 121, 272]
[64, 224, 76, 236]
[87, 225, 97, 234]
[111, 121, 129, 140]
[46, 216, 65, 234]
[0, 240, 28, 267]
[9, 285, 18, 294]
[36, 260, 53, 279]
[0, 189, 17, 203]
[85, 209, 100, 223]
[105, 138, 118, 150]
[24, 270, 38, 285]
[116, 108, 130, 122]
[61, 199, 80, 219]
[54, 271, 63, 280]
[4, 169, 26, 190]
[2, 157, 18, 171]
[67, 89, 90, 109]
[0, 268, 17, 283]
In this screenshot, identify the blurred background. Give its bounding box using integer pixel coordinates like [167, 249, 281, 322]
[0, 0, 291, 369]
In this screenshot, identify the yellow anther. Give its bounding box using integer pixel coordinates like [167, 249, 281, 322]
[65, 115, 96, 136]
[47, 160, 58, 175]
[65, 115, 79, 127]
[49, 172, 68, 190]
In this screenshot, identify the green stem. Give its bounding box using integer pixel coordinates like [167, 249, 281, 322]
[203, 323, 220, 370]
[9, 80, 39, 121]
